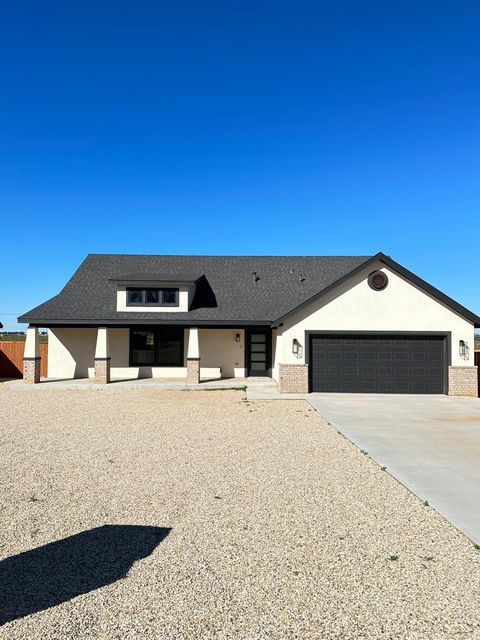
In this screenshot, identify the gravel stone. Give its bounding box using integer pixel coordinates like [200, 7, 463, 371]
[0, 385, 479, 639]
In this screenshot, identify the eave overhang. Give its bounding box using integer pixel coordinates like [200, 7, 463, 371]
[22, 319, 272, 328]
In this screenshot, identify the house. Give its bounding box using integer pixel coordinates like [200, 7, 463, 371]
[18, 252, 479, 395]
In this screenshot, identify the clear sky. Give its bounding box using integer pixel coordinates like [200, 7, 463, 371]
[1, 1, 479, 331]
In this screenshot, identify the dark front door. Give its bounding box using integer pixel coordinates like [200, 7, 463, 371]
[310, 334, 447, 394]
[247, 329, 271, 377]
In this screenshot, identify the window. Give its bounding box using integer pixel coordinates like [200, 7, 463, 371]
[162, 289, 177, 304]
[157, 328, 183, 365]
[127, 288, 179, 307]
[128, 290, 143, 305]
[130, 327, 184, 366]
[131, 330, 156, 365]
[146, 289, 159, 304]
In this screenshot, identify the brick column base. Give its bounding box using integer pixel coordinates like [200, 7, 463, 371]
[94, 358, 111, 384]
[279, 363, 309, 393]
[187, 358, 200, 384]
[23, 357, 41, 384]
[448, 366, 478, 397]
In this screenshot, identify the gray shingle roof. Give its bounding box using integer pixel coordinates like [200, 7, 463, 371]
[19, 254, 372, 325]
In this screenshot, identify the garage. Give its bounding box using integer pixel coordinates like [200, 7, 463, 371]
[309, 334, 447, 394]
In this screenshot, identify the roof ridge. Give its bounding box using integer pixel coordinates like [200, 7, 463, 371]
[86, 253, 374, 259]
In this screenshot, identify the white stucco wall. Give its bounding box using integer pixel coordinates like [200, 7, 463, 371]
[48, 328, 97, 378]
[48, 327, 131, 378]
[275, 262, 475, 367]
[198, 328, 245, 378]
[48, 327, 245, 379]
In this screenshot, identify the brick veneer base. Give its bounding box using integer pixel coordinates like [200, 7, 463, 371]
[94, 358, 111, 384]
[448, 366, 478, 397]
[279, 363, 309, 393]
[187, 358, 201, 384]
[23, 357, 41, 384]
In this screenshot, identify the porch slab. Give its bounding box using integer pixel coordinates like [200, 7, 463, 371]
[2, 376, 260, 392]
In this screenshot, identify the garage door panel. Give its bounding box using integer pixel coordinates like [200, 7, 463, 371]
[327, 351, 343, 360]
[310, 334, 445, 394]
[427, 379, 443, 391]
[377, 381, 394, 392]
[411, 366, 427, 376]
[412, 339, 426, 346]
[344, 381, 360, 391]
[411, 352, 426, 361]
[327, 366, 343, 376]
[378, 351, 393, 360]
[393, 380, 411, 392]
[429, 366, 443, 376]
[344, 366, 360, 375]
[360, 366, 376, 376]
[361, 352, 375, 360]
[378, 367, 393, 376]
[361, 380, 377, 391]
[390, 339, 405, 347]
[410, 380, 428, 392]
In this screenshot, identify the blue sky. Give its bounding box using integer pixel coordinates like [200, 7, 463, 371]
[1, 1, 479, 330]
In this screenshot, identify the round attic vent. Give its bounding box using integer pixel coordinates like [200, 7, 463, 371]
[368, 270, 388, 291]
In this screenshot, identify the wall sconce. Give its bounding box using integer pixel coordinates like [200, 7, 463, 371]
[459, 340, 469, 359]
[235, 333, 241, 343]
[292, 338, 300, 355]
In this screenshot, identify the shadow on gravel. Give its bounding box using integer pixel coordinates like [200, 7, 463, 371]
[0, 524, 171, 625]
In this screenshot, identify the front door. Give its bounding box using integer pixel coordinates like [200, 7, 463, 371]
[247, 329, 271, 377]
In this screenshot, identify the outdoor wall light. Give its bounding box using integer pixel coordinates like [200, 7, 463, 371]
[235, 333, 241, 342]
[292, 338, 300, 355]
[459, 340, 470, 359]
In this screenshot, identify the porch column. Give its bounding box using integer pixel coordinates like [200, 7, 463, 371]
[23, 326, 41, 384]
[186, 327, 200, 384]
[94, 327, 110, 384]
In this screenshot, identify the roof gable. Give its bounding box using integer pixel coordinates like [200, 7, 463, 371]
[273, 252, 480, 328]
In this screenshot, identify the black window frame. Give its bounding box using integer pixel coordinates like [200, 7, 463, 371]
[126, 287, 179, 307]
[129, 327, 184, 367]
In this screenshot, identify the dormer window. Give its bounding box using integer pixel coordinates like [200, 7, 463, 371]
[111, 273, 202, 313]
[126, 287, 179, 307]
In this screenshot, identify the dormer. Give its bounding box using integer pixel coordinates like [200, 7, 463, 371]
[109, 273, 202, 312]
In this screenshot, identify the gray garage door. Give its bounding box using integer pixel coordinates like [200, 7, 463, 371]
[310, 334, 446, 394]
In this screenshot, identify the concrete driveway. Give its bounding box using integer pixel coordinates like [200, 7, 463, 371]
[307, 393, 480, 543]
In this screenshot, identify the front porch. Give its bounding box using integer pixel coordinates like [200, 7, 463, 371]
[23, 325, 275, 385]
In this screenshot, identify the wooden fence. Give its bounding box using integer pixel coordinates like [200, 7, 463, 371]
[0, 342, 48, 378]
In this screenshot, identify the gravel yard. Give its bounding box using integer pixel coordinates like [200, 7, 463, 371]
[1, 385, 480, 639]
